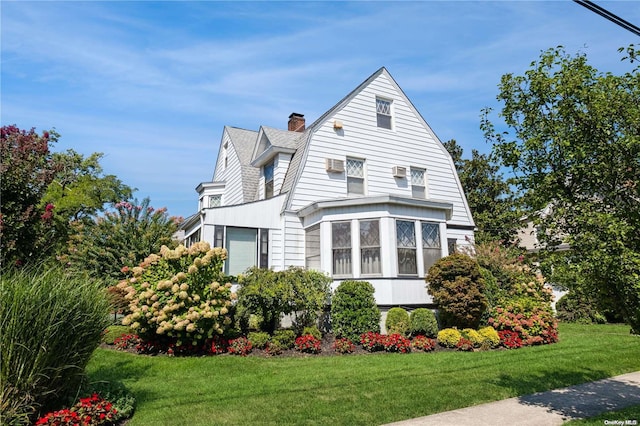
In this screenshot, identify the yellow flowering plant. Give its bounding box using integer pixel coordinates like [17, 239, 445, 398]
[119, 242, 236, 349]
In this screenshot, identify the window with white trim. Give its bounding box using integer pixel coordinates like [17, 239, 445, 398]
[376, 97, 392, 129]
[208, 194, 222, 208]
[396, 220, 417, 275]
[305, 224, 321, 270]
[360, 220, 381, 275]
[346, 158, 365, 195]
[411, 168, 426, 199]
[332, 222, 352, 276]
[422, 222, 441, 272]
[264, 161, 274, 199]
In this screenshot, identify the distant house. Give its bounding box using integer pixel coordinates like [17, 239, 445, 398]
[180, 67, 475, 308]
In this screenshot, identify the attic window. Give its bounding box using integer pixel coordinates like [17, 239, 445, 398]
[410, 167, 426, 199]
[376, 98, 392, 129]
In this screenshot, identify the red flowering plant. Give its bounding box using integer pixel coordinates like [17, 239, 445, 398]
[35, 393, 118, 426]
[113, 334, 140, 351]
[382, 333, 412, 353]
[411, 335, 436, 352]
[228, 337, 253, 356]
[488, 304, 558, 346]
[455, 337, 475, 352]
[332, 337, 355, 354]
[498, 330, 523, 349]
[360, 332, 385, 352]
[295, 334, 322, 354]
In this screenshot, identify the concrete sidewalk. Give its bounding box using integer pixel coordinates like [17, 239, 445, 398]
[385, 371, 640, 426]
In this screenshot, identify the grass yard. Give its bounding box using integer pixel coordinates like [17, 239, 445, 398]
[87, 323, 640, 425]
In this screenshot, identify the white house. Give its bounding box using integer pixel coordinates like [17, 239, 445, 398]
[180, 67, 475, 308]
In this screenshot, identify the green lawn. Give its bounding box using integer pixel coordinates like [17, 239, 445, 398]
[87, 323, 640, 425]
[566, 404, 640, 425]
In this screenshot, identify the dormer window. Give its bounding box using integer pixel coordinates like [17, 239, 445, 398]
[208, 195, 222, 208]
[264, 160, 274, 199]
[376, 97, 392, 129]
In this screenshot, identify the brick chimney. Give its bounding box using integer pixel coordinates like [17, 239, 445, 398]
[288, 113, 305, 132]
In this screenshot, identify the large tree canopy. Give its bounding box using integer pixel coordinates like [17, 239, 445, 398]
[482, 46, 640, 333]
[443, 139, 520, 244]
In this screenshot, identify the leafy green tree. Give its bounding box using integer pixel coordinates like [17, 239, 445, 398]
[0, 126, 59, 266]
[41, 150, 132, 255]
[68, 198, 179, 282]
[443, 139, 520, 244]
[482, 46, 640, 333]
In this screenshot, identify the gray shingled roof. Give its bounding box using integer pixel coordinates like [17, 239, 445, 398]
[225, 126, 261, 202]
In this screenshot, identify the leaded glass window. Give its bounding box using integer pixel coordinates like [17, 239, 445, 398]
[376, 98, 392, 129]
[360, 220, 381, 275]
[208, 195, 221, 208]
[411, 168, 426, 199]
[422, 222, 441, 272]
[332, 222, 352, 276]
[346, 158, 365, 195]
[396, 220, 417, 275]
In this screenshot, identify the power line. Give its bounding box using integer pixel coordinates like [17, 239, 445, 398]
[573, 0, 640, 37]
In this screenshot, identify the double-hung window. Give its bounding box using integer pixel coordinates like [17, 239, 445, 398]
[376, 97, 392, 129]
[411, 168, 426, 199]
[305, 224, 321, 270]
[264, 161, 274, 199]
[332, 222, 352, 276]
[346, 158, 365, 195]
[360, 220, 381, 275]
[422, 222, 441, 272]
[396, 220, 417, 275]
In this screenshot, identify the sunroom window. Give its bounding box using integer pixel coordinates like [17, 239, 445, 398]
[422, 222, 441, 272]
[360, 220, 381, 275]
[396, 220, 417, 275]
[332, 222, 352, 276]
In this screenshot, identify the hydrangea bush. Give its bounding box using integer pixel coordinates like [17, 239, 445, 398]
[119, 242, 236, 349]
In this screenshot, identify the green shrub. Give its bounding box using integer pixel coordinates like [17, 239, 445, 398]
[331, 281, 380, 342]
[409, 308, 438, 338]
[237, 267, 331, 334]
[101, 325, 133, 345]
[461, 328, 483, 347]
[302, 326, 322, 340]
[385, 307, 410, 336]
[82, 381, 136, 422]
[426, 254, 487, 329]
[1, 267, 111, 423]
[437, 328, 462, 348]
[272, 329, 296, 349]
[120, 242, 235, 348]
[478, 326, 500, 348]
[247, 332, 270, 350]
[555, 291, 606, 324]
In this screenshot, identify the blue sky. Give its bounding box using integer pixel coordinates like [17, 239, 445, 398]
[2, 1, 638, 219]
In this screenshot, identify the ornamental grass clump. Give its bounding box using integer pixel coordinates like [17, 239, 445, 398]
[1, 267, 111, 424]
[119, 242, 235, 350]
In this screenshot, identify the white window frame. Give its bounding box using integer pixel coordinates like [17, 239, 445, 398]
[264, 160, 274, 199]
[376, 97, 393, 129]
[421, 222, 441, 273]
[346, 157, 365, 195]
[332, 221, 352, 277]
[410, 167, 426, 199]
[359, 219, 381, 276]
[208, 194, 222, 208]
[396, 219, 418, 276]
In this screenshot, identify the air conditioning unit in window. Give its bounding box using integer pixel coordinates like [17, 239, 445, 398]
[325, 158, 344, 173]
[392, 166, 407, 178]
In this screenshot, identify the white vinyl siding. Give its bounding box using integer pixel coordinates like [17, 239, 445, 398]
[213, 130, 244, 206]
[287, 71, 473, 228]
